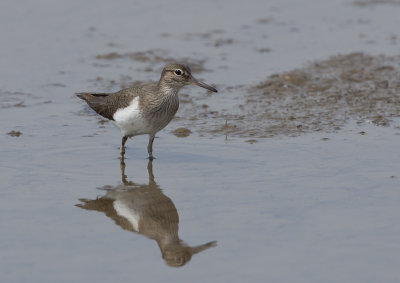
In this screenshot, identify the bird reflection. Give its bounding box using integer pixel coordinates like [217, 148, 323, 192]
[76, 159, 216, 267]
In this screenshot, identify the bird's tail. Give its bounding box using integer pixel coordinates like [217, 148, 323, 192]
[76, 92, 110, 102]
[76, 92, 88, 101]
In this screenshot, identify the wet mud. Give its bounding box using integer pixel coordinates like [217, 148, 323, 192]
[172, 128, 192, 138]
[0, 90, 52, 109]
[243, 53, 400, 137]
[353, 0, 400, 7]
[95, 49, 208, 73]
[179, 52, 400, 139]
[89, 52, 400, 140]
[0, 91, 30, 109]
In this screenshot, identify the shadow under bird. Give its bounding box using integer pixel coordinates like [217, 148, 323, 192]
[77, 63, 217, 159]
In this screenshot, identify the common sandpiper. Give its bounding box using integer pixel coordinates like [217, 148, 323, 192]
[77, 63, 217, 159]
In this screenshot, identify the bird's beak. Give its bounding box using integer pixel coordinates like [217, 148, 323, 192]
[192, 77, 218, 93]
[190, 241, 217, 255]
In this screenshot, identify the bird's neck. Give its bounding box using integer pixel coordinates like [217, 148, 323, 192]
[157, 81, 182, 98]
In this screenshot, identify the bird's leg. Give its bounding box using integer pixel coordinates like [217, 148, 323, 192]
[120, 156, 128, 185]
[147, 159, 155, 185]
[120, 136, 128, 158]
[147, 135, 155, 160]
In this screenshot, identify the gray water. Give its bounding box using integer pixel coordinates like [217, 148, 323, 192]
[1, 0, 400, 282]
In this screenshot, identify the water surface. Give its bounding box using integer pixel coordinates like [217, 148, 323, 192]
[1, 0, 400, 282]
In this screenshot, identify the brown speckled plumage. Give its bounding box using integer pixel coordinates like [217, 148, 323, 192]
[77, 63, 217, 159]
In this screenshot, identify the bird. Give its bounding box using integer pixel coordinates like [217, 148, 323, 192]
[77, 63, 217, 160]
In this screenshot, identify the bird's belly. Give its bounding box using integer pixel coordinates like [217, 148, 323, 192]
[113, 115, 149, 137]
[113, 98, 150, 136]
[113, 200, 140, 232]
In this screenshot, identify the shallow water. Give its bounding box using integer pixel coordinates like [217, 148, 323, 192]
[1, 0, 400, 282]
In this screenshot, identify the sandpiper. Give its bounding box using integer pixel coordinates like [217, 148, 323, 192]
[77, 63, 217, 159]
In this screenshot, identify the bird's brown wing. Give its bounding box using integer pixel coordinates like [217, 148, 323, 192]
[76, 92, 135, 120]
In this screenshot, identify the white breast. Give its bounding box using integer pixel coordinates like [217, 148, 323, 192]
[113, 97, 149, 137]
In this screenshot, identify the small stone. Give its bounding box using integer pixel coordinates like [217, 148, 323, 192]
[7, 130, 22, 137]
[173, 128, 191, 137]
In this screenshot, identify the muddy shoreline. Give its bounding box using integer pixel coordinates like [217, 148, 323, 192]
[83, 52, 400, 140]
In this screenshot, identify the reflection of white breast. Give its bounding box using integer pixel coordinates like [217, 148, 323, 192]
[113, 97, 149, 136]
[113, 200, 140, 231]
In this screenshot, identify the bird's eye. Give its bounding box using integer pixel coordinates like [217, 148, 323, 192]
[174, 69, 182, 75]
